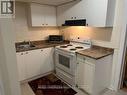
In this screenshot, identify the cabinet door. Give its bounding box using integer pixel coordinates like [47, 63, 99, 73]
[30, 3, 45, 26]
[85, 0, 108, 27]
[40, 48, 54, 74]
[16, 52, 26, 81]
[44, 6, 56, 26]
[26, 50, 42, 79]
[57, 0, 115, 27]
[76, 59, 95, 94]
[30, 3, 56, 27]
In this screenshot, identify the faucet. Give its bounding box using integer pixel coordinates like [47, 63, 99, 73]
[22, 40, 31, 45]
[28, 40, 31, 45]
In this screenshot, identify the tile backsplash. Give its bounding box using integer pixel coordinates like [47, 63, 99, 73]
[59, 26, 112, 41]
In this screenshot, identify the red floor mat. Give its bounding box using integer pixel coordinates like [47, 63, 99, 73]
[28, 74, 77, 95]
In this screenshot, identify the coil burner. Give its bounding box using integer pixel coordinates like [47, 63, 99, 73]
[70, 48, 77, 51]
[75, 47, 84, 49]
[60, 45, 68, 48]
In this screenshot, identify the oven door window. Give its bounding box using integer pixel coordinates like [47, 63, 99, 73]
[59, 54, 70, 68]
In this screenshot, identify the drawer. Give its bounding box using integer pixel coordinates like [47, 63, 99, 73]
[56, 68, 74, 86]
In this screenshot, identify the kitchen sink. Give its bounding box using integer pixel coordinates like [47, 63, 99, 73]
[18, 44, 36, 49]
[16, 41, 36, 49]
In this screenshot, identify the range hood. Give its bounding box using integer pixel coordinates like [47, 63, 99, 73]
[62, 19, 86, 26]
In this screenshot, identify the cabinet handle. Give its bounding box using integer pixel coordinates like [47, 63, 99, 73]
[46, 24, 48, 25]
[41, 50, 43, 51]
[21, 53, 23, 55]
[71, 17, 73, 19]
[26, 52, 28, 54]
[42, 24, 44, 26]
[74, 17, 76, 19]
[86, 24, 89, 26]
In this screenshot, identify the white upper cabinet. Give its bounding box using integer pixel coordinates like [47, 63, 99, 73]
[57, 0, 116, 27]
[30, 3, 56, 27]
[30, 4, 45, 26]
[44, 6, 57, 26]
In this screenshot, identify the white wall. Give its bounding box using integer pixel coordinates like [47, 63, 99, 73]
[0, 19, 21, 95]
[0, 71, 4, 95]
[109, 0, 127, 90]
[91, 0, 127, 91]
[88, 0, 127, 91]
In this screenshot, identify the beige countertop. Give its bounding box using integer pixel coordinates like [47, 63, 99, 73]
[77, 45, 114, 60]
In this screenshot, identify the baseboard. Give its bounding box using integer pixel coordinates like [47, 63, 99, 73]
[20, 71, 54, 84]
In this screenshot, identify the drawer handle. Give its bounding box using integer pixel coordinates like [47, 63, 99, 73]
[41, 50, 43, 51]
[21, 53, 23, 55]
[26, 52, 28, 54]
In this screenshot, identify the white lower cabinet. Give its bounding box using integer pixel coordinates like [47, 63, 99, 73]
[40, 48, 54, 75]
[17, 52, 26, 81]
[76, 54, 113, 95]
[16, 47, 54, 81]
[26, 49, 42, 79]
[76, 60, 95, 94]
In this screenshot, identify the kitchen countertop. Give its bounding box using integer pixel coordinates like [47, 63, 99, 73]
[16, 41, 114, 59]
[15, 40, 70, 52]
[77, 45, 114, 60]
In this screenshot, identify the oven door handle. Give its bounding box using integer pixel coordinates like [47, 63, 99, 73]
[55, 49, 75, 57]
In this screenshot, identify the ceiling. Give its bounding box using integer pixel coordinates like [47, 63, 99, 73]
[16, 0, 76, 6]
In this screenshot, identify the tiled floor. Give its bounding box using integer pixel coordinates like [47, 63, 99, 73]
[28, 74, 77, 95]
[21, 82, 127, 95]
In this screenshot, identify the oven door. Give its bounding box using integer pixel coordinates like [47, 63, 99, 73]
[55, 49, 76, 75]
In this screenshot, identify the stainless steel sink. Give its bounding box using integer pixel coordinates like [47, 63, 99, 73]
[16, 41, 36, 49]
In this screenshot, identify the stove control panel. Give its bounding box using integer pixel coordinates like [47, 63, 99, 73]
[70, 37, 92, 46]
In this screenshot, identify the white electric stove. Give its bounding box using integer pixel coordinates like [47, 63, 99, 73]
[56, 40, 91, 53]
[55, 39, 92, 86]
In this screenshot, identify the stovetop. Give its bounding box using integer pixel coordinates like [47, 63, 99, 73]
[56, 39, 92, 53]
[56, 43, 90, 53]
